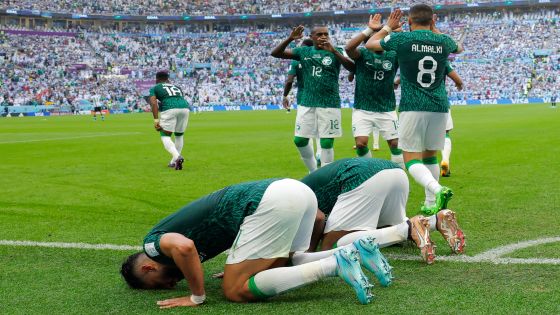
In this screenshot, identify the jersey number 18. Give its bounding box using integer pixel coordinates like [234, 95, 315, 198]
[163, 85, 183, 97]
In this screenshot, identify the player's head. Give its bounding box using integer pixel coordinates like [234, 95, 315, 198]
[301, 38, 314, 47]
[120, 252, 184, 290]
[310, 26, 329, 47]
[155, 71, 170, 83]
[408, 4, 434, 29]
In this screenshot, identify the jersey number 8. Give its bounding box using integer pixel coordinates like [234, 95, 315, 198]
[417, 56, 438, 88]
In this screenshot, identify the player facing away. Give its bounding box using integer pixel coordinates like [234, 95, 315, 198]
[148, 71, 190, 170]
[551, 95, 557, 108]
[91, 94, 105, 121]
[271, 25, 355, 172]
[345, 14, 404, 168]
[120, 178, 394, 307]
[366, 6, 464, 215]
[441, 62, 464, 177]
[299, 158, 465, 264]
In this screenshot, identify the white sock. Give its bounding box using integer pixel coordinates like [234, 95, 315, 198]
[174, 135, 184, 155]
[336, 223, 409, 248]
[408, 163, 442, 195]
[297, 142, 317, 172]
[391, 154, 405, 169]
[442, 137, 452, 165]
[428, 215, 437, 231]
[251, 256, 337, 297]
[315, 138, 322, 158]
[291, 246, 351, 265]
[424, 163, 440, 207]
[161, 136, 180, 160]
[372, 129, 380, 148]
[321, 148, 334, 166]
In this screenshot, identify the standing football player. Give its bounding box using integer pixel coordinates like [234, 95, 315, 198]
[441, 62, 464, 178]
[345, 14, 404, 168]
[148, 71, 190, 170]
[271, 25, 355, 172]
[366, 7, 463, 214]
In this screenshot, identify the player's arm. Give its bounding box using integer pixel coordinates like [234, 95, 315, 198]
[394, 76, 400, 90]
[431, 14, 465, 54]
[319, 41, 355, 72]
[366, 9, 403, 52]
[148, 94, 162, 131]
[156, 233, 205, 308]
[283, 74, 295, 109]
[447, 70, 464, 91]
[270, 26, 304, 60]
[345, 14, 383, 60]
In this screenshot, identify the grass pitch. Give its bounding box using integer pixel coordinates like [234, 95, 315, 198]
[1, 104, 559, 314]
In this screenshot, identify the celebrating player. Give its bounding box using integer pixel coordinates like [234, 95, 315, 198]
[271, 25, 355, 172]
[345, 14, 404, 168]
[148, 71, 190, 170]
[299, 158, 465, 265]
[121, 178, 391, 307]
[283, 38, 314, 113]
[366, 6, 463, 214]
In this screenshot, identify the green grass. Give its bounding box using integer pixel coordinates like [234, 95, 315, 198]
[1, 105, 559, 314]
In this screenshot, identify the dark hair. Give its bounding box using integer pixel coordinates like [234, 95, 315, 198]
[302, 38, 314, 47]
[156, 71, 169, 81]
[120, 252, 145, 289]
[409, 4, 434, 26]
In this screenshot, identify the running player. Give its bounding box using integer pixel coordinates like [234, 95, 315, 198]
[121, 178, 387, 307]
[299, 158, 465, 265]
[441, 62, 464, 177]
[271, 25, 355, 172]
[148, 71, 190, 170]
[366, 7, 464, 214]
[345, 14, 404, 168]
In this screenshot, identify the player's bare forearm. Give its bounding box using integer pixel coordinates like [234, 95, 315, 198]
[448, 71, 464, 90]
[283, 76, 294, 97]
[345, 34, 365, 60]
[271, 37, 295, 59]
[332, 49, 355, 72]
[365, 37, 385, 52]
[160, 233, 206, 297]
[148, 96, 159, 119]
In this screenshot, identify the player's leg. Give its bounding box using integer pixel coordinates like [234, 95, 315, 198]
[315, 138, 322, 168]
[352, 109, 372, 158]
[426, 209, 466, 254]
[372, 127, 380, 151]
[318, 108, 342, 166]
[441, 111, 453, 177]
[92, 109, 96, 121]
[294, 106, 317, 172]
[376, 111, 404, 168]
[159, 109, 181, 166]
[223, 179, 372, 304]
[172, 108, 190, 170]
[101, 109, 105, 121]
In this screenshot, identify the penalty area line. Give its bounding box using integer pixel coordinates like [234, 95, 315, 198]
[0, 240, 141, 251]
[0, 132, 142, 144]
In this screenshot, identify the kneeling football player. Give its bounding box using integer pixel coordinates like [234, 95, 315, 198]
[121, 178, 392, 308]
[298, 158, 466, 265]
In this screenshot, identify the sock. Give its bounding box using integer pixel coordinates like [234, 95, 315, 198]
[296, 142, 317, 172]
[249, 256, 337, 298]
[372, 129, 380, 148]
[390, 147, 404, 168]
[428, 215, 437, 231]
[321, 148, 334, 165]
[442, 136, 452, 165]
[356, 146, 371, 158]
[336, 222, 409, 248]
[291, 246, 351, 265]
[161, 136, 180, 161]
[407, 162, 442, 195]
[423, 157, 440, 207]
[315, 138, 322, 158]
[174, 135, 184, 155]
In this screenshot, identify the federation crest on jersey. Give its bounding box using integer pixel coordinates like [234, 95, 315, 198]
[382, 60, 393, 71]
[322, 56, 333, 66]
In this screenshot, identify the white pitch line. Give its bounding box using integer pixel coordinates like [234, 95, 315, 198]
[1, 237, 560, 265]
[0, 132, 142, 144]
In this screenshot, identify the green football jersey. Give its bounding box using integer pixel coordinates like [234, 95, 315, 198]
[288, 60, 305, 105]
[381, 30, 458, 113]
[354, 48, 398, 112]
[445, 61, 453, 75]
[291, 46, 342, 108]
[300, 158, 400, 215]
[149, 82, 189, 112]
[142, 178, 278, 264]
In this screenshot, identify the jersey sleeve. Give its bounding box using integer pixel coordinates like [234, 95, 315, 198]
[288, 60, 298, 75]
[443, 35, 459, 53]
[445, 62, 454, 75]
[148, 86, 156, 97]
[380, 33, 402, 51]
[143, 232, 175, 265]
[291, 47, 302, 61]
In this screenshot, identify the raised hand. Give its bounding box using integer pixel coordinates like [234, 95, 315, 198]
[387, 9, 403, 30]
[317, 40, 335, 52]
[368, 14, 383, 31]
[289, 25, 305, 41]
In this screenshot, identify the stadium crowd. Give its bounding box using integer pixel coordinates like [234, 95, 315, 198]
[0, 9, 558, 107]
[4, 0, 497, 16]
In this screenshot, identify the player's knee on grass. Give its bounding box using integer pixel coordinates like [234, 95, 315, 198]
[319, 138, 334, 149]
[222, 279, 255, 302]
[293, 136, 309, 148]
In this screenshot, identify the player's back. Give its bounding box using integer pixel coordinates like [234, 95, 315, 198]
[387, 30, 458, 112]
[151, 82, 188, 111]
